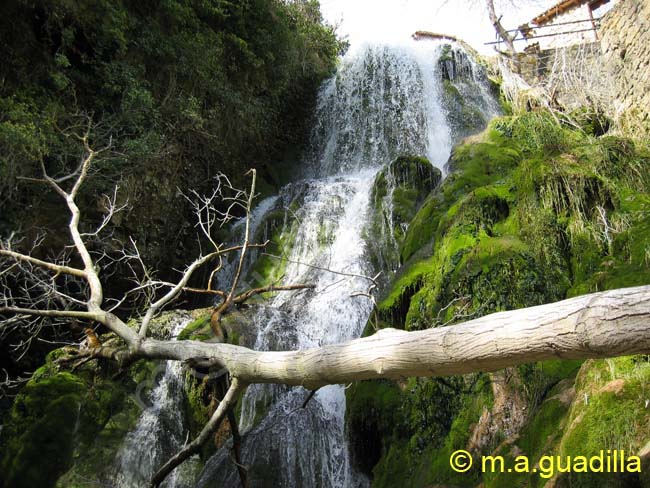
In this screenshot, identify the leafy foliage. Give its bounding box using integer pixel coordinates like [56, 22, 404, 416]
[0, 0, 342, 382]
[0, 0, 343, 245]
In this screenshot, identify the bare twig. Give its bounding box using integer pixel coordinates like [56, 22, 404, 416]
[227, 408, 248, 488]
[262, 253, 380, 288]
[210, 170, 258, 333]
[0, 249, 86, 278]
[151, 378, 247, 487]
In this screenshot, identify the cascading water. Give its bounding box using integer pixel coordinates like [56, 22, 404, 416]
[310, 42, 452, 176]
[112, 316, 199, 488]
[113, 38, 498, 488]
[196, 39, 498, 487]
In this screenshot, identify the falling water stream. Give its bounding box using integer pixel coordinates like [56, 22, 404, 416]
[113, 39, 498, 487]
[113, 317, 199, 488]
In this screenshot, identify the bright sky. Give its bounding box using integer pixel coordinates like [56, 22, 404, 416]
[319, 0, 561, 54]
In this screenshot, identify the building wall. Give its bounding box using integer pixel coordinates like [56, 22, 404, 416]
[533, 4, 598, 50]
[515, 0, 649, 138]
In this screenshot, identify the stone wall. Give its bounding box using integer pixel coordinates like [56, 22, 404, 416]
[599, 0, 650, 137]
[513, 0, 650, 139]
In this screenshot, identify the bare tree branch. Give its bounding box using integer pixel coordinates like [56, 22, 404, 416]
[0, 307, 102, 321]
[232, 283, 316, 304]
[485, 0, 516, 57]
[209, 170, 258, 333]
[262, 252, 381, 288]
[227, 408, 248, 488]
[135, 285, 650, 388]
[0, 249, 86, 278]
[151, 377, 246, 487]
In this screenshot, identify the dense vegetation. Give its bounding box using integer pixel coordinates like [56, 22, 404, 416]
[0, 0, 343, 268]
[0, 0, 343, 383]
[348, 110, 650, 487]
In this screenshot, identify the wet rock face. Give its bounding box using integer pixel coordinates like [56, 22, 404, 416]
[0, 349, 145, 488]
[437, 44, 501, 142]
[438, 44, 476, 83]
[367, 155, 442, 273]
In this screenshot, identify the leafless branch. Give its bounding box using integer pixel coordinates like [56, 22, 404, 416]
[262, 252, 380, 288]
[210, 170, 258, 332]
[0, 249, 86, 278]
[81, 186, 129, 238]
[151, 378, 247, 487]
[227, 408, 248, 488]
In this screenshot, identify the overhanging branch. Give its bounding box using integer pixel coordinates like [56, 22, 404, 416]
[138, 285, 650, 389]
[0, 250, 86, 278]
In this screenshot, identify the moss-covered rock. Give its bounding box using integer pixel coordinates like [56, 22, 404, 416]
[346, 380, 403, 475]
[360, 111, 650, 487]
[0, 311, 204, 487]
[554, 357, 650, 488]
[176, 306, 259, 347]
[363, 375, 493, 488]
[0, 351, 145, 488]
[366, 155, 441, 271]
[437, 43, 500, 141]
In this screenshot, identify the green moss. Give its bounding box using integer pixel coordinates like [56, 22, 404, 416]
[5, 394, 80, 488]
[364, 373, 493, 488]
[56, 385, 141, 487]
[504, 111, 584, 156]
[247, 207, 299, 288]
[399, 233, 563, 331]
[366, 155, 441, 270]
[400, 193, 445, 262]
[555, 358, 650, 487]
[178, 314, 212, 341]
[424, 405, 485, 486]
[440, 64, 490, 136]
[0, 353, 143, 488]
[569, 107, 611, 137]
[376, 258, 438, 327]
[183, 372, 215, 443]
[442, 140, 521, 204]
[366, 110, 650, 487]
[346, 380, 403, 475]
[443, 78, 460, 98]
[228, 330, 241, 345]
[484, 396, 570, 488]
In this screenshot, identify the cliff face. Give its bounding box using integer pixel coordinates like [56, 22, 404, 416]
[0, 0, 343, 286]
[348, 111, 650, 487]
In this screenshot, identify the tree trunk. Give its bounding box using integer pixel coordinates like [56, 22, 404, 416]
[138, 285, 650, 389]
[485, 0, 519, 71]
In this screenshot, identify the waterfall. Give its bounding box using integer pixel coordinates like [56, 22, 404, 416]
[196, 39, 497, 487]
[113, 38, 498, 488]
[112, 316, 199, 488]
[310, 42, 452, 176]
[198, 169, 377, 487]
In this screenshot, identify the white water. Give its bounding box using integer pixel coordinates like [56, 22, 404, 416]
[198, 170, 377, 487]
[197, 39, 498, 487]
[112, 317, 198, 488]
[114, 38, 498, 488]
[310, 42, 452, 176]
